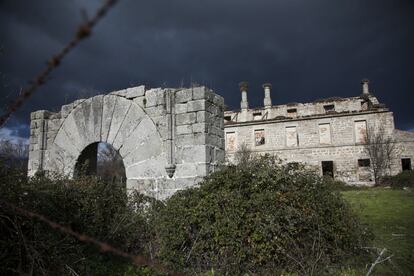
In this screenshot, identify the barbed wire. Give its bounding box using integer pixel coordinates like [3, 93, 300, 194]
[0, 0, 119, 127]
[1, 200, 181, 275]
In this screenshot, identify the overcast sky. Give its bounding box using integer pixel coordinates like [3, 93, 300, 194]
[0, 0, 413, 141]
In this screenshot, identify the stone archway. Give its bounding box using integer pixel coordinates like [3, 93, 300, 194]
[28, 86, 225, 199]
[49, 95, 166, 189]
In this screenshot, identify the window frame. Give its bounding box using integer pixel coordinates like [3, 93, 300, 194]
[318, 123, 332, 145]
[354, 120, 368, 144]
[254, 129, 266, 146]
[285, 126, 298, 147]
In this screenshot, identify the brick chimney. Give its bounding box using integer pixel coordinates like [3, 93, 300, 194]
[262, 83, 272, 109]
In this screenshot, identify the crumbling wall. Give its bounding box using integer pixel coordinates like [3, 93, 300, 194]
[225, 97, 370, 123]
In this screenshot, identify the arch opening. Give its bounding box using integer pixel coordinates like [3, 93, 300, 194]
[74, 142, 126, 184]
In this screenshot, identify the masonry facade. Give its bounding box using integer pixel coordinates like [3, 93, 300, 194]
[224, 80, 414, 185]
[28, 86, 224, 199]
[28, 80, 414, 195]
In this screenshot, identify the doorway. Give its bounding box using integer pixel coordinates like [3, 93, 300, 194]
[401, 158, 412, 171]
[322, 161, 334, 178]
[74, 142, 126, 184]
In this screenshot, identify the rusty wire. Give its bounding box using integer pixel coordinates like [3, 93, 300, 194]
[0, 0, 119, 127]
[1, 200, 181, 275]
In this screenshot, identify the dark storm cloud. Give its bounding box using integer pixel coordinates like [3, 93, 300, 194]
[1, 0, 413, 139]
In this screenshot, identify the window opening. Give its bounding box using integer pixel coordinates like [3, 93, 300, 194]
[402, 158, 412, 171]
[254, 129, 265, 146]
[75, 142, 126, 184]
[324, 104, 335, 113]
[287, 108, 297, 117]
[319, 123, 331, 144]
[358, 159, 371, 167]
[225, 132, 237, 152]
[253, 112, 262, 120]
[354, 120, 368, 143]
[286, 126, 298, 147]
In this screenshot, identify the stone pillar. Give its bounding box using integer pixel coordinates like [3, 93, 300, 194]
[165, 89, 176, 178]
[362, 79, 370, 95]
[239, 81, 249, 110]
[263, 83, 272, 109]
[28, 110, 49, 176]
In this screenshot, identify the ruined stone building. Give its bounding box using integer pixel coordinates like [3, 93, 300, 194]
[28, 86, 225, 199]
[28, 80, 414, 199]
[224, 80, 414, 185]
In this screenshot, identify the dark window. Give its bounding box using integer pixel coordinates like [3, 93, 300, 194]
[324, 104, 335, 112]
[322, 161, 334, 178]
[358, 159, 371, 167]
[224, 115, 231, 121]
[253, 112, 262, 120]
[361, 101, 369, 111]
[402, 158, 412, 171]
[287, 108, 297, 118]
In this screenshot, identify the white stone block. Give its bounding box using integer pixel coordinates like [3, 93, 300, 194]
[192, 123, 207, 133]
[106, 98, 132, 145]
[176, 112, 196, 125]
[192, 86, 206, 100]
[112, 103, 145, 149]
[109, 89, 127, 97]
[175, 103, 187, 114]
[188, 100, 207, 112]
[126, 85, 145, 98]
[176, 125, 193, 135]
[175, 89, 193, 103]
[145, 88, 164, 107]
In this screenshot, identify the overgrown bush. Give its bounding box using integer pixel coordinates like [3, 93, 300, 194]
[0, 163, 159, 275]
[0, 155, 374, 275]
[381, 170, 414, 189]
[154, 155, 372, 274]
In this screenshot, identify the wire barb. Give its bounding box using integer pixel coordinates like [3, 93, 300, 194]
[1, 200, 181, 275]
[0, 0, 120, 127]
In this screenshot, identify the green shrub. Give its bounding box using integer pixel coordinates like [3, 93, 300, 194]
[154, 155, 372, 274]
[381, 170, 414, 189]
[0, 163, 159, 275]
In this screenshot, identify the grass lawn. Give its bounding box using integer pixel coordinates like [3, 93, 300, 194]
[342, 188, 414, 275]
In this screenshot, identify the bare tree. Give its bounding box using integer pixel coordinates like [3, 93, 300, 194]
[96, 143, 126, 184]
[233, 143, 252, 166]
[0, 139, 29, 172]
[365, 125, 397, 185]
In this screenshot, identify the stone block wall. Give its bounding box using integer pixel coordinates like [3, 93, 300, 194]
[28, 85, 224, 200]
[225, 109, 414, 185]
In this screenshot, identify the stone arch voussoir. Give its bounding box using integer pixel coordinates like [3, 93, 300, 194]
[49, 95, 167, 182]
